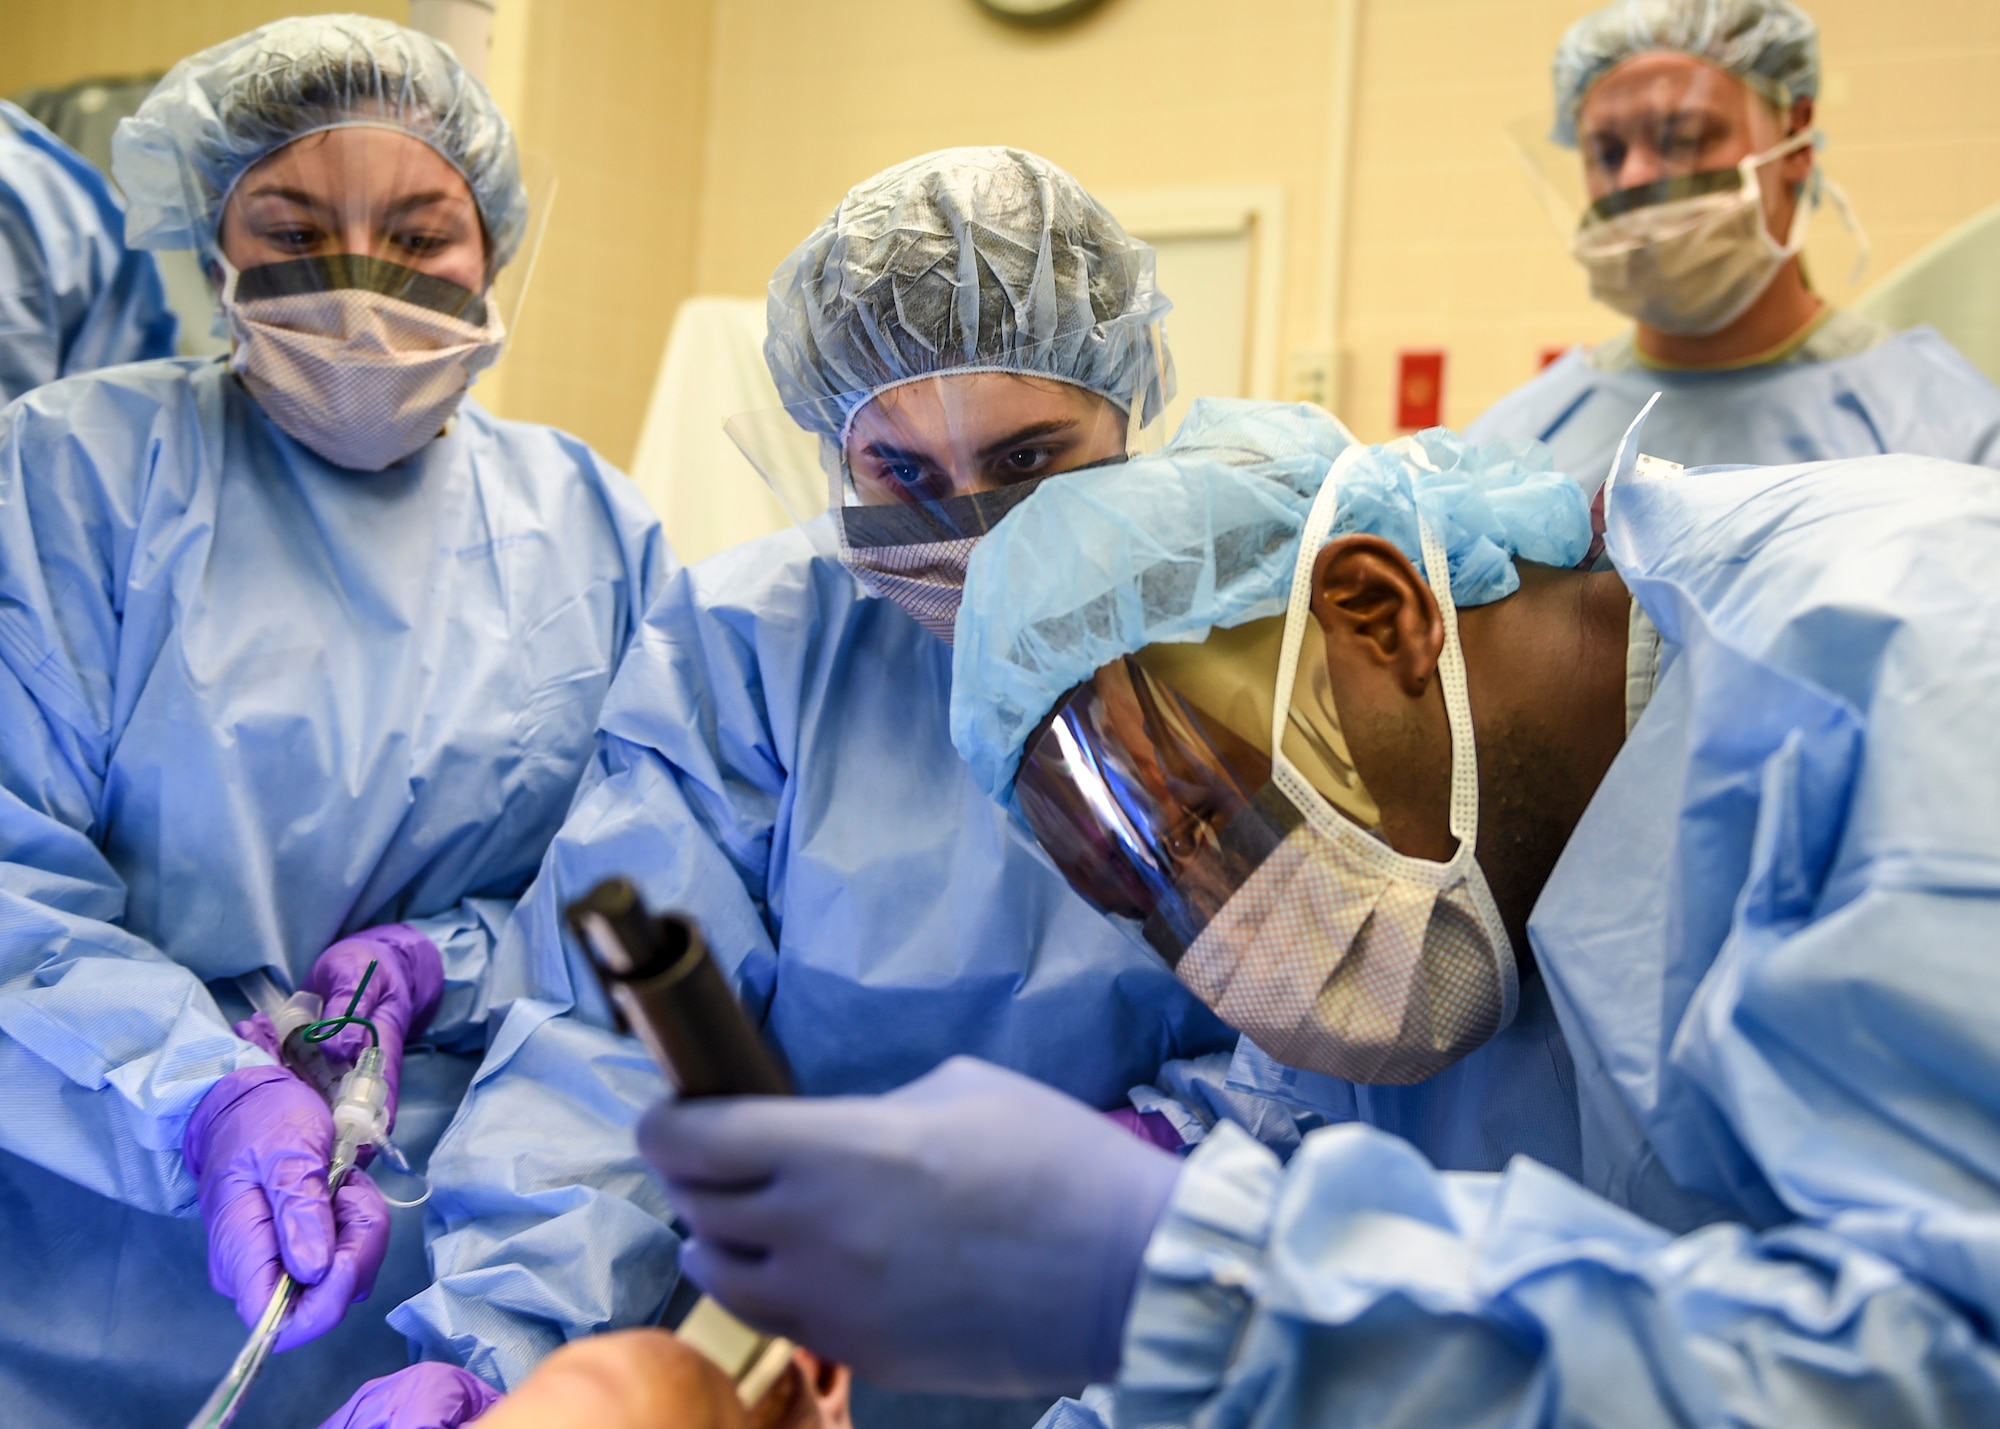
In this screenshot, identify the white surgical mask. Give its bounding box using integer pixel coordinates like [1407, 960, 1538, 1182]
[1570, 131, 1816, 337]
[222, 255, 505, 471]
[835, 478, 1056, 642]
[1173, 442, 1518, 1085]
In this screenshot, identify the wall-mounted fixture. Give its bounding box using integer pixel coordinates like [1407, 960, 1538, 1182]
[971, 0, 1107, 28]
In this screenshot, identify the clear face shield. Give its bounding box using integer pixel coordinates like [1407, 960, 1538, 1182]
[1015, 615, 1374, 962]
[725, 324, 1173, 641]
[1009, 474, 1518, 1085]
[1509, 57, 1865, 335]
[206, 123, 553, 469]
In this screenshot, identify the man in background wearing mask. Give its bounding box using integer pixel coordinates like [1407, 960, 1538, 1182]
[0, 18, 665, 1428]
[1471, 0, 2000, 475]
[0, 98, 178, 402]
[646, 402, 2000, 1424]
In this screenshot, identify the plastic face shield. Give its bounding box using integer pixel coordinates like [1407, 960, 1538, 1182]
[727, 326, 1170, 515]
[725, 328, 1170, 639]
[1512, 58, 1804, 237]
[207, 122, 552, 345]
[1014, 614, 1379, 963]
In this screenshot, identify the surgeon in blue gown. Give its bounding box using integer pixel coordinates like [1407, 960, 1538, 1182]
[0, 98, 176, 400]
[0, 20, 664, 1429]
[1470, 0, 2000, 478]
[380, 148, 1235, 1403]
[642, 412, 2000, 1426]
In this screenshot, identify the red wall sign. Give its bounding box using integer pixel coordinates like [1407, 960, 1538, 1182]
[1395, 349, 1444, 430]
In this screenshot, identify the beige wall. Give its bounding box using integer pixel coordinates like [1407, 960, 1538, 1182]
[486, 0, 717, 465]
[690, 0, 1347, 375]
[8, 0, 1999, 457]
[0, 1, 401, 96]
[686, 0, 2000, 444]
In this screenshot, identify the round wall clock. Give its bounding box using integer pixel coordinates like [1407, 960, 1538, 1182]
[972, 0, 1107, 27]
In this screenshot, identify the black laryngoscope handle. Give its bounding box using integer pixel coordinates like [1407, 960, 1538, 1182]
[567, 880, 795, 1349]
[564, 877, 793, 1099]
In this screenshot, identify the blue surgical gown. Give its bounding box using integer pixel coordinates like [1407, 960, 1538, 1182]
[389, 529, 1237, 1389]
[1468, 328, 2000, 486]
[0, 100, 176, 401]
[1072, 453, 2000, 1427]
[0, 358, 665, 1429]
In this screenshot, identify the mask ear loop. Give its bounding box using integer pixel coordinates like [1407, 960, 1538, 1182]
[1417, 512, 1480, 867]
[1749, 128, 1869, 282]
[1270, 443, 1368, 796]
[1270, 444, 1478, 886]
[1271, 443, 1520, 1023]
[1741, 129, 1817, 260]
[1814, 170, 1871, 284]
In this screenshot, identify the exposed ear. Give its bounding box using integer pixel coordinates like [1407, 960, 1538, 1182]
[1309, 535, 1444, 700]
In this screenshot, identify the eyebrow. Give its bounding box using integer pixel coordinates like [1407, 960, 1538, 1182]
[975, 418, 1080, 462]
[860, 439, 934, 466]
[241, 185, 337, 217]
[861, 417, 1084, 467]
[238, 187, 467, 220]
[382, 190, 464, 218]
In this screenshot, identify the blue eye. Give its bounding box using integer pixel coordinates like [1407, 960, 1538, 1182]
[886, 462, 926, 486]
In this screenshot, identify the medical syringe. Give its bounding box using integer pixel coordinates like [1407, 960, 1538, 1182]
[565, 879, 797, 1408]
[184, 1041, 392, 1429]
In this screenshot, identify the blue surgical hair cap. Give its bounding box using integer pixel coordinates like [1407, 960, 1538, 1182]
[1551, 0, 1820, 147]
[950, 398, 1593, 801]
[764, 146, 1175, 442]
[112, 14, 528, 266]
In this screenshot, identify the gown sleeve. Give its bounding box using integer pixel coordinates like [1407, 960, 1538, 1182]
[0, 384, 264, 1215]
[392, 542, 824, 1388]
[1112, 1119, 2000, 1429]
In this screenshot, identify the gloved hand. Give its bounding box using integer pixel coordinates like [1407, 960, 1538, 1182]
[236, 925, 444, 1128]
[1106, 1105, 1185, 1152]
[185, 1065, 391, 1350]
[315, 1362, 500, 1429]
[640, 1056, 1183, 1395]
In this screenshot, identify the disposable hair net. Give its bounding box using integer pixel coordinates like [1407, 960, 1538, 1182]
[112, 14, 528, 265]
[1550, 0, 1819, 146]
[764, 146, 1174, 442]
[950, 398, 1592, 800]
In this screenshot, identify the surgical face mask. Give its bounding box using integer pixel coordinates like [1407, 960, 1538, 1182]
[835, 479, 1054, 642]
[835, 452, 1132, 641]
[1013, 445, 1518, 1084]
[1569, 131, 1815, 336]
[223, 254, 505, 471]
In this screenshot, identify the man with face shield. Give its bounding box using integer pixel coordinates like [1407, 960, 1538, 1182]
[0, 17, 665, 1428]
[1471, 0, 2000, 477]
[369, 148, 1235, 1411]
[642, 402, 2000, 1424]
[0, 101, 178, 402]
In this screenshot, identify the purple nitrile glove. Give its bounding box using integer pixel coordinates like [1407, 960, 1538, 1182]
[1106, 1105, 1185, 1153]
[184, 1065, 392, 1351]
[305, 924, 445, 1129]
[315, 1363, 502, 1429]
[235, 1011, 287, 1061]
[642, 1056, 1184, 1395]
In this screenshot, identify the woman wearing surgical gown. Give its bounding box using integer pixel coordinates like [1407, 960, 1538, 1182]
[380, 148, 1236, 1406]
[0, 19, 665, 1429]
